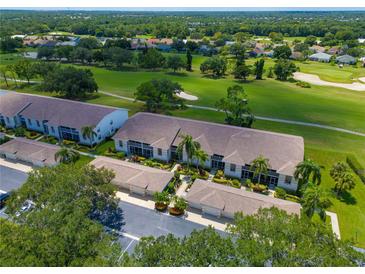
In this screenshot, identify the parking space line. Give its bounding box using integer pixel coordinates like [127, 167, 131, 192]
[119, 239, 135, 261]
[120, 232, 140, 241]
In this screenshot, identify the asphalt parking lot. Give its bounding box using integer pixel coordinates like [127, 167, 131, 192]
[117, 200, 213, 254]
[0, 165, 221, 255]
[0, 165, 29, 193]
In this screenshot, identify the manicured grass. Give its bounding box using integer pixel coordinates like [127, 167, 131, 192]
[94, 140, 115, 155]
[77, 65, 365, 134]
[73, 155, 94, 168]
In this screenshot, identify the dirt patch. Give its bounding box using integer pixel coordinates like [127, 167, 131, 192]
[293, 72, 365, 91]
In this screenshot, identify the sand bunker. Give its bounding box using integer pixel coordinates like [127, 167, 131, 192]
[175, 91, 198, 101]
[293, 72, 365, 91]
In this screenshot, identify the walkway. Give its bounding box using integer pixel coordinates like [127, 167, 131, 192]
[99, 91, 365, 138]
[326, 211, 341, 239]
[116, 190, 228, 231]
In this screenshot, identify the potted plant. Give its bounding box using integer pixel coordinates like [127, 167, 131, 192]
[168, 196, 187, 216]
[153, 191, 171, 211]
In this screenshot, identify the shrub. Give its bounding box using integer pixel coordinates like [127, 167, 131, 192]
[14, 127, 25, 137]
[215, 170, 224, 179]
[296, 81, 311, 88]
[62, 139, 76, 147]
[347, 155, 365, 183]
[251, 183, 268, 193]
[285, 194, 301, 203]
[172, 196, 187, 211]
[274, 187, 287, 199]
[213, 177, 230, 185]
[230, 179, 241, 189]
[0, 136, 11, 145]
[116, 152, 125, 159]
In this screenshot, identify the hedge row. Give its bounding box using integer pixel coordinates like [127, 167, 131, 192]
[346, 155, 365, 183]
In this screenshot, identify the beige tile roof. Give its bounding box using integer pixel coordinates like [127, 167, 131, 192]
[113, 113, 304, 176]
[0, 138, 60, 165]
[90, 156, 174, 193]
[186, 179, 301, 216]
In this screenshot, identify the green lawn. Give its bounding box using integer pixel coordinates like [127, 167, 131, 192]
[75, 64, 365, 134]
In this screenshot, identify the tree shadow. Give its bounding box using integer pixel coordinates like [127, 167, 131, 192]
[165, 71, 189, 77]
[90, 204, 125, 231]
[201, 74, 226, 80]
[331, 188, 357, 205]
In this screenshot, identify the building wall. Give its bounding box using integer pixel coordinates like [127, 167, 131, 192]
[89, 109, 128, 146]
[114, 139, 128, 153]
[277, 174, 298, 191]
[202, 205, 222, 217]
[224, 162, 242, 178]
[152, 147, 169, 161]
[24, 118, 44, 133]
[2, 116, 17, 128]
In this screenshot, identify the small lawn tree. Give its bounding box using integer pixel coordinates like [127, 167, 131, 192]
[55, 147, 80, 164]
[301, 183, 332, 221]
[176, 134, 201, 169]
[294, 158, 323, 189]
[81, 125, 97, 147]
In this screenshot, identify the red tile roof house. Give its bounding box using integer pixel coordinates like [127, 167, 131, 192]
[0, 138, 60, 167]
[0, 92, 128, 146]
[90, 156, 174, 196]
[186, 179, 301, 219]
[113, 113, 304, 192]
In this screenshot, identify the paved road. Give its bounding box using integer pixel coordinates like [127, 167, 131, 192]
[99, 91, 365, 138]
[0, 165, 29, 193]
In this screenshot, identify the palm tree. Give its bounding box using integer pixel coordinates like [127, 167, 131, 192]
[294, 159, 323, 188]
[333, 172, 356, 196]
[330, 161, 348, 181]
[194, 148, 208, 170]
[55, 147, 80, 164]
[250, 155, 270, 184]
[81, 125, 97, 147]
[302, 183, 332, 221]
[176, 134, 200, 168]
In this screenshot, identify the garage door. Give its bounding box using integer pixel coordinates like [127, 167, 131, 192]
[202, 205, 222, 217]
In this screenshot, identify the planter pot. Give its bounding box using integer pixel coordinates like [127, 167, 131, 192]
[155, 202, 168, 212]
[168, 207, 185, 216]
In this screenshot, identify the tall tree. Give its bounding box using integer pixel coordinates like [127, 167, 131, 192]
[273, 59, 297, 81]
[0, 66, 9, 87]
[194, 148, 208, 170]
[176, 134, 201, 168]
[55, 147, 80, 164]
[13, 59, 35, 84]
[166, 55, 185, 72]
[135, 79, 185, 113]
[81, 125, 97, 146]
[138, 48, 165, 70]
[1, 165, 123, 266]
[186, 49, 193, 71]
[273, 45, 292, 59]
[253, 59, 265, 80]
[330, 162, 356, 196]
[233, 62, 251, 81]
[215, 85, 254, 128]
[294, 159, 323, 188]
[250, 155, 271, 183]
[301, 183, 332, 221]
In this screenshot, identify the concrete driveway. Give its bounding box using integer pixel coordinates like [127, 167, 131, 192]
[0, 165, 29, 193]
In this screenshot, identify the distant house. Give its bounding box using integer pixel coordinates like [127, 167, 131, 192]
[358, 38, 365, 44]
[327, 46, 341, 55]
[90, 157, 174, 196]
[186, 179, 301, 219]
[360, 57, 365, 67]
[156, 44, 172, 52]
[309, 52, 331, 62]
[0, 138, 60, 167]
[309, 45, 326, 53]
[336, 55, 356, 65]
[0, 92, 128, 146]
[56, 37, 80, 47]
[225, 41, 235, 46]
[290, 51, 304, 60]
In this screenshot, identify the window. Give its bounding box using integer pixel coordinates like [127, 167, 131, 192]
[110, 120, 113, 125]
[119, 140, 123, 148]
[6, 117, 10, 123]
[157, 148, 162, 156]
[284, 176, 292, 184]
[28, 119, 32, 125]
[230, 164, 236, 172]
[97, 128, 100, 133]
[36, 120, 40, 127]
[51, 126, 54, 133]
